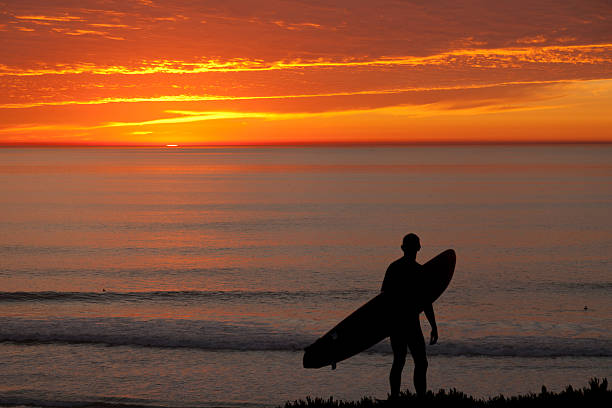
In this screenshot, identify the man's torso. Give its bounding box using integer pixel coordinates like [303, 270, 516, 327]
[382, 257, 426, 315]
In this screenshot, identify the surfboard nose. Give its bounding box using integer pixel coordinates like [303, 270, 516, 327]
[303, 340, 328, 369]
[444, 249, 456, 270]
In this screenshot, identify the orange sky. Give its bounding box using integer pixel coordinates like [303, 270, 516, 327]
[1, 0, 611, 145]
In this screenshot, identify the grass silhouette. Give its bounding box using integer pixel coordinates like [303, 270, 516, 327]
[284, 378, 609, 408]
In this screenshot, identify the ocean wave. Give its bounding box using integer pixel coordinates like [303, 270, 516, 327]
[428, 336, 612, 358]
[0, 317, 310, 351]
[0, 396, 162, 408]
[0, 289, 373, 303]
[0, 393, 256, 408]
[0, 317, 610, 357]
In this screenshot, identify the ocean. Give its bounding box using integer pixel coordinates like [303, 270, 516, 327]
[0, 145, 610, 407]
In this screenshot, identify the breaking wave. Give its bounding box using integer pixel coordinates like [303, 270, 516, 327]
[0, 317, 609, 357]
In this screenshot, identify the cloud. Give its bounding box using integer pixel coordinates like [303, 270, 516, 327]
[272, 20, 322, 30]
[2, 80, 600, 131]
[104, 110, 272, 127]
[14, 15, 84, 22]
[0, 78, 584, 110]
[78, 9, 128, 17]
[64, 29, 109, 36]
[516, 35, 548, 44]
[88, 23, 132, 28]
[1, 43, 610, 76]
[1, 0, 611, 144]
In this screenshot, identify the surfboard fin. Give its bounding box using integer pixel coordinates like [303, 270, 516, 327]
[331, 362, 336, 370]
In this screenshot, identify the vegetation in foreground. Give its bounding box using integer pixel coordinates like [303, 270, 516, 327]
[284, 378, 609, 408]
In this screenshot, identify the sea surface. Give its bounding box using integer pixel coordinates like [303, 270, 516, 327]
[0, 145, 610, 407]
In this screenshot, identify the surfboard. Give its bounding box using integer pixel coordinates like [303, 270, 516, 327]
[303, 249, 455, 369]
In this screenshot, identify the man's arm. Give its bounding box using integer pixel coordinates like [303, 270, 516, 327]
[423, 303, 438, 345]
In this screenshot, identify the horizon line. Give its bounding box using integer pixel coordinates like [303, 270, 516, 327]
[1, 140, 612, 148]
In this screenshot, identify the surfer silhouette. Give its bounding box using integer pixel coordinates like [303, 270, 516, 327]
[381, 233, 437, 398]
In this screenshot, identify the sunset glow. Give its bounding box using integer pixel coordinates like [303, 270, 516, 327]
[1, 0, 611, 145]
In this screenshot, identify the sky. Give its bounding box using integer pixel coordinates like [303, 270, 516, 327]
[1, 0, 611, 145]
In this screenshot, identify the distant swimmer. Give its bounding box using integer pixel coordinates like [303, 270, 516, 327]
[381, 233, 438, 398]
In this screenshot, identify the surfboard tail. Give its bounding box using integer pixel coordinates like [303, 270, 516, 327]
[303, 337, 329, 369]
[303, 348, 322, 368]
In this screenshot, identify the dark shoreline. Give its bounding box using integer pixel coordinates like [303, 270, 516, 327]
[284, 378, 609, 408]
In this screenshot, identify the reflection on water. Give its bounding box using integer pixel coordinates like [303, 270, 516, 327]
[0, 145, 611, 404]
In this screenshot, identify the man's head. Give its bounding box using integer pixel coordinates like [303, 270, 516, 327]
[401, 233, 421, 258]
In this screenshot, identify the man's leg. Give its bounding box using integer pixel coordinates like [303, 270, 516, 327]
[389, 334, 407, 398]
[407, 319, 427, 397]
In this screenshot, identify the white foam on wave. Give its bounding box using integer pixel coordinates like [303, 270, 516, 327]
[0, 317, 309, 351]
[0, 317, 610, 357]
